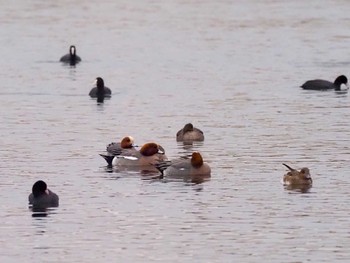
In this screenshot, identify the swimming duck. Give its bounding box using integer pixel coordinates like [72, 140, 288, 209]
[282, 163, 312, 186]
[28, 180, 59, 208]
[155, 152, 211, 182]
[60, 45, 81, 65]
[89, 77, 112, 101]
[176, 123, 204, 142]
[100, 136, 137, 165]
[301, 75, 349, 91]
[112, 142, 167, 168]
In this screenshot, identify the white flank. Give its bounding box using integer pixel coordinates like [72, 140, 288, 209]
[118, 156, 138, 161]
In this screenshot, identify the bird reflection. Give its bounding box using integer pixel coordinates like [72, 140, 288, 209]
[31, 207, 48, 218]
[30, 206, 59, 218]
[97, 96, 105, 103]
[284, 184, 312, 193]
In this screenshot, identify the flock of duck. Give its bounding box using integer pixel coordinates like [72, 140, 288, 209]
[28, 45, 349, 209]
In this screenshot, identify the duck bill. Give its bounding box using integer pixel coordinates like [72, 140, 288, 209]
[158, 145, 165, 154]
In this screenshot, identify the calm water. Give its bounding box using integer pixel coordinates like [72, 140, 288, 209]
[1, 0, 350, 262]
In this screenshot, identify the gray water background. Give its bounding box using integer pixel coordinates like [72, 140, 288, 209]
[1, 0, 350, 262]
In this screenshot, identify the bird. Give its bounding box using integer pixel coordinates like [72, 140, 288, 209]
[112, 142, 167, 169]
[155, 152, 211, 183]
[282, 163, 312, 186]
[301, 75, 349, 91]
[28, 180, 59, 208]
[89, 77, 112, 102]
[100, 136, 138, 166]
[60, 45, 81, 65]
[176, 123, 204, 142]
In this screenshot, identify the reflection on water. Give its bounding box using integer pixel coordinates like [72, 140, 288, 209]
[112, 165, 161, 174]
[160, 175, 211, 185]
[31, 207, 49, 218]
[284, 184, 313, 194]
[30, 206, 58, 218]
[1, 0, 350, 262]
[175, 142, 206, 165]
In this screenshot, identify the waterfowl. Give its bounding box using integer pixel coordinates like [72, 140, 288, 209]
[155, 152, 211, 182]
[301, 75, 349, 91]
[28, 180, 59, 208]
[89, 77, 112, 101]
[100, 136, 137, 165]
[112, 142, 167, 168]
[176, 123, 204, 142]
[60, 45, 81, 65]
[282, 163, 312, 186]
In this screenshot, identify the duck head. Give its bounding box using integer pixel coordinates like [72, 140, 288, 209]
[299, 167, 312, 181]
[32, 180, 49, 197]
[334, 75, 349, 90]
[140, 143, 165, 156]
[120, 136, 135, 149]
[95, 77, 105, 90]
[183, 123, 194, 133]
[70, 45, 76, 56]
[191, 152, 204, 168]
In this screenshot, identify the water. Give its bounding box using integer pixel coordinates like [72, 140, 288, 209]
[1, 0, 350, 262]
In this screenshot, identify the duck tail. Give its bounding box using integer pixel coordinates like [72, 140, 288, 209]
[154, 161, 172, 175]
[99, 154, 114, 166]
[282, 163, 295, 171]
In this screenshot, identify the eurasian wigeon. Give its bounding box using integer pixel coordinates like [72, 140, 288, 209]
[155, 152, 211, 182]
[89, 77, 112, 102]
[282, 163, 312, 186]
[112, 142, 167, 168]
[100, 136, 137, 166]
[176, 123, 204, 142]
[28, 180, 59, 208]
[301, 75, 349, 91]
[60, 45, 81, 65]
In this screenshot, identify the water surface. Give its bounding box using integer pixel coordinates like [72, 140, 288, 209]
[1, 0, 350, 262]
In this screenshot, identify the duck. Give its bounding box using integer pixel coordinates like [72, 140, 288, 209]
[176, 123, 204, 142]
[112, 142, 167, 168]
[301, 75, 349, 91]
[28, 180, 59, 208]
[155, 152, 211, 182]
[282, 163, 312, 186]
[89, 77, 112, 101]
[60, 45, 81, 65]
[100, 136, 138, 165]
